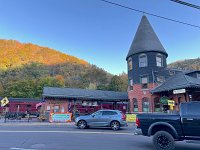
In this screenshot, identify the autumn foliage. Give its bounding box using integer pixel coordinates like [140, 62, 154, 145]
[0, 39, 128, 98]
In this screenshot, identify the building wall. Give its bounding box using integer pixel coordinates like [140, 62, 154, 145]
[45, 99, 68, 113]
[128, 83, 159, 113]
[128, 52, 168, 84]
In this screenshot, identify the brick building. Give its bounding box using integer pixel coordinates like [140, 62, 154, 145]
[42, 87, 129, 115]
[126, 15, 200, 113]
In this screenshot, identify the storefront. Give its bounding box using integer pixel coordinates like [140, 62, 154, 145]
[42, 87, 129, 120]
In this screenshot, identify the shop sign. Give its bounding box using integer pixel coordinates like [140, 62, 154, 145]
[49, 113, 72, 123]
[126, 114, 136, 122]
[168, 100, 175, 106]
[173, 89, 186, 94]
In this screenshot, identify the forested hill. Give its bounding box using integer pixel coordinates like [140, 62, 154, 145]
[0, 39, 88, 69]
[168, 58, 200, 70]
[0, 39, 128, 98]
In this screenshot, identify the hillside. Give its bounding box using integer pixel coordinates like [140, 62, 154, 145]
[168, 58, 200, 70]
[0, 39, 127, 98]
[0, 39, 88, 70]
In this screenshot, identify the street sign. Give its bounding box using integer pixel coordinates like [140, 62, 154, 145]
[1, 97, 9, 107]
[168, 100, 175, 106]
[173, 89, 186, 94]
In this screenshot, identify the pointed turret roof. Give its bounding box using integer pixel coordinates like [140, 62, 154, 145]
[126, 15, 168, 59]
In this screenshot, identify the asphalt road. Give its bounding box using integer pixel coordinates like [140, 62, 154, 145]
[0, 124, 199, 150]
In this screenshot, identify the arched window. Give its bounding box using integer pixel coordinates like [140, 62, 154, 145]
[142, 97, 149, 112]
[154, 97, 161, 112]
[139, 54, 147, 67]
[133, 98, 138, 112]
[128, 57, 132, 70]
[156, 54, 163, 67]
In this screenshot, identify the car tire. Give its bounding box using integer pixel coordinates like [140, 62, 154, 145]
[78, 120, 87, 129]
[110, 121, 120, 131]
[153, 131, 175, 150]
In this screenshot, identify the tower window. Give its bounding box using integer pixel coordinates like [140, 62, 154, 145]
[129, 79, 133, 91]
[197, 73, 200, 79]
[156, 54, 163, 67]
[141, 76, 148, 89]
[128, 57, 132, 70]
[139, 54, 147, 67]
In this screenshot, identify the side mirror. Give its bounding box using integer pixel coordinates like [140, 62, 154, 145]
[91, 115, 95, 117]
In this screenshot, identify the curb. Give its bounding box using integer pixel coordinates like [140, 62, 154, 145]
[0, 122, 76, 126]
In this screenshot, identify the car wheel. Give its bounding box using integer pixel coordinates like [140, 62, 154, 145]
[153, 131, 175, 150]
[78, 120, 87, 129]
[111, 121, 120, 131]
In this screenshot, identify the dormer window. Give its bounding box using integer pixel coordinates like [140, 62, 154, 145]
[128, 57, 132, 71]
[156, 54, 163, 67]
[139, 54, 147, 67]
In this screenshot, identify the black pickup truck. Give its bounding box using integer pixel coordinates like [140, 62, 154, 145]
[135, 101, 200, 150]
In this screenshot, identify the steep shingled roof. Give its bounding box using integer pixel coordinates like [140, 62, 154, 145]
[151, 73, 200, 93]
[43, 87, 128, 101]
[126, 15, 168, 59]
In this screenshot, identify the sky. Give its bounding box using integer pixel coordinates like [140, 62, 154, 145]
[0, 0, 199, 75]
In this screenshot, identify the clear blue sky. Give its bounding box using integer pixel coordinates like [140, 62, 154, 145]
[0, 0, 199, 75]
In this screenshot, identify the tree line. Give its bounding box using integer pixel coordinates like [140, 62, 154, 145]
[0, 62, 128, 98]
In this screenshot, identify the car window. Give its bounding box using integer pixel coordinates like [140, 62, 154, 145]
[92, 111, 102, 116]
[102, 111, 117, 116]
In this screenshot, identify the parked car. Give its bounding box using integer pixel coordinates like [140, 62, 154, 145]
[75, 109, 127, 130]
[135, 101, 200, 150]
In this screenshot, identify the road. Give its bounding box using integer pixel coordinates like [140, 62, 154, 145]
[0, 124, 199, 150]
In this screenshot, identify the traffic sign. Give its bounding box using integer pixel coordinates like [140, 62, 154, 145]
[1, 97, 9, 107]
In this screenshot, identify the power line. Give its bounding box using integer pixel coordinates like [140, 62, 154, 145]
[170, 0, 200, 10]
[100, 0, 200, 29]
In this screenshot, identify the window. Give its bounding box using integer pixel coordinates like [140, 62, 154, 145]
[154, 97, 161, 112]
[61, 107, 65, 113]
[139, 54, 147, 67]
[197, 73, 200, 79]
[129, 86, 133, 91]
[129, 79, 133, 91]
[92, 111, 102, 116]
[133, 98, 138, 112]
[102, 111, 117, 116]
[141, 76, 148, 89]
[156, 76, 165, 83]
[142, 98, 149, 112]
[128, 57, 132, 70]
[46, 105, 51, 111]
[53, 106, 60, 113]
[156, 54, 163, 67]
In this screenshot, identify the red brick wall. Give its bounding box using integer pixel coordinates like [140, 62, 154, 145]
[128, 83, 159, 113]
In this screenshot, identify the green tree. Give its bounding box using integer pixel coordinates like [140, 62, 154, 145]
[108, 75, 124, 92]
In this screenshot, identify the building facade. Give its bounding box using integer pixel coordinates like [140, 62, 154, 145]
[126, 15, 181, 113]
[127, 15, 200, 113]
[42, 87, 129, 117]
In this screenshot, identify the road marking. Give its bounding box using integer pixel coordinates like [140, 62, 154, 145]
[10, 148, 37, 150]
[0, 130, 134, 136]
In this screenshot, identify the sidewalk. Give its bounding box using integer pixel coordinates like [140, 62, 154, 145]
[0, 120, 75, 126]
